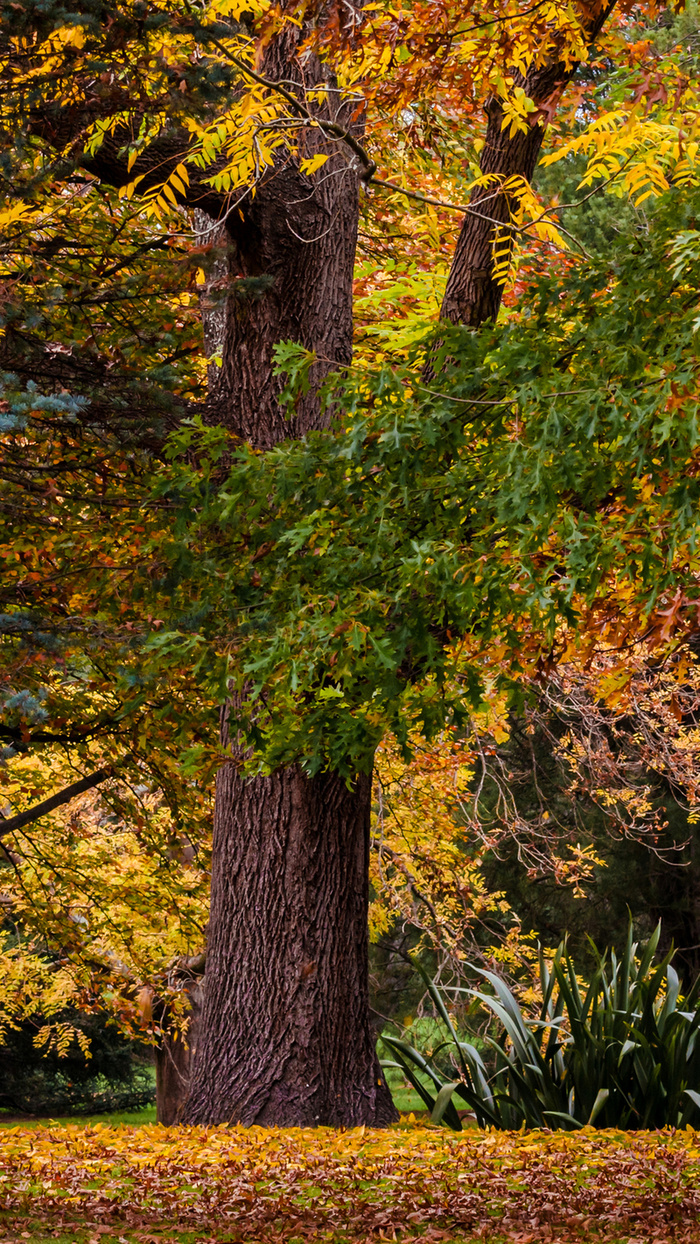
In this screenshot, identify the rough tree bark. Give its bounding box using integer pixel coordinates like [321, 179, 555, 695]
[180, 27, 397, 1127]
[156, 977, 204, 1126]
[25, 0, 617, 1128]
[196, 28, 362, 447]
[186, 763, 394, 1125]
[441, 1, 617, 327]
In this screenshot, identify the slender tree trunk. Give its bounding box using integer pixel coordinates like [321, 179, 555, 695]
[440, 97, 549, 327]
[156, 979, 204, 1125]
[441, 1, 617, 327]
[182, 28, 397, 1127]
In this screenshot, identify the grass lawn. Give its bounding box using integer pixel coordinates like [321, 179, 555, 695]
[0, 1089, 426, 1131]
[2, 1120, 700, 1243]
[0, 1106, 159, 1130]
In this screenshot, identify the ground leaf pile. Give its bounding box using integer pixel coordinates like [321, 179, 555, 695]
[2, 1123, 700, 1241]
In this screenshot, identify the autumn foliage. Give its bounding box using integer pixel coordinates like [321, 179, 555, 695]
[6, 0, 700, 1130]
[4, 1122, 700, 1241]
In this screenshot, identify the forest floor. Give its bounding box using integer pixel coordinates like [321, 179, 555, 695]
[2, 1121, 700, 1243]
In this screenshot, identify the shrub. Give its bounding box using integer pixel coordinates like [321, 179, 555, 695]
[0, 1008, 154, 1116]
[380, 923, 700, 1130]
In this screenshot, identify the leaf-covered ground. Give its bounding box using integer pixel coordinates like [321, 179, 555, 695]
[2, 1122, 700, 1243]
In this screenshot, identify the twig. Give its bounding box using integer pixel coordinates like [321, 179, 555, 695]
[206, 37, 377, 179]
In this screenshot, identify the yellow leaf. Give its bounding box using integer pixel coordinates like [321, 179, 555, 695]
[300, 153, 330, 177]
[136, 986, 153, 1023]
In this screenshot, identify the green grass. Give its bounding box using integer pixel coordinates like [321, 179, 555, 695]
[382, 1021, 452, 1116]
[0, 1103, 157, 1128]
[0, 1096, 432, 1127]
[0, 1081, 425, 1126]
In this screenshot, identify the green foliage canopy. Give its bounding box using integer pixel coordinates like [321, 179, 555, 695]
[143, 193, 700, 775]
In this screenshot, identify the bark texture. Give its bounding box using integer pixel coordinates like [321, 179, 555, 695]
[195, 28, 362, 446]
[185, 763, 395, 1125]
[32, 31, 360, 448]
[155, 979, 204, 1125]
[441, 1, 617, 327]
[182, 24, 397, 1126]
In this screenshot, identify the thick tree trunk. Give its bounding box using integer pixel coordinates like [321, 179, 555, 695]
[441, 1, 617, 327]
[186, 4, 619, 1127]
[182, 27, 398, 1127]
[198, 27, 361, 447]
[199, 159, 358, 446]
[185, 763, 395, 1125]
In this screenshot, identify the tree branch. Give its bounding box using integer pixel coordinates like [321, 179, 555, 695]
[0, 769, 111, 840]
[207, 37, 376, 179]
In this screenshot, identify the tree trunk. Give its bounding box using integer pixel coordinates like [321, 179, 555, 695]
[182, 27, 397, 1127]
[185, 763, 395, 1125]
[156, 979, 204, 1125]
[186, 4, 619, 1127]
[198, 27, 361, 448]
[441, 1, 617, 327]
[439, 97, 549, 327]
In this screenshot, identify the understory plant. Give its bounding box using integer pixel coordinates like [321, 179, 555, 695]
[381, 924, 700, 1130]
